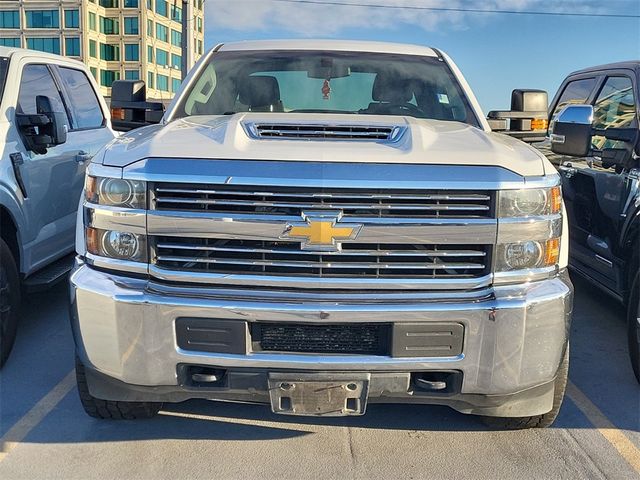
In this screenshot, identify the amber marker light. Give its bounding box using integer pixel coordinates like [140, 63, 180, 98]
[550, 186, 562, 214]
[530, 118, 548, 130]
[544, 238, 560, 266]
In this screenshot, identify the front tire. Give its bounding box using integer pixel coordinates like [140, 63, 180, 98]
[75, 356, 162, 419]
[628, 273, 640, 383]
[0, 238, 20, 368]
[481, 343, 569, 429]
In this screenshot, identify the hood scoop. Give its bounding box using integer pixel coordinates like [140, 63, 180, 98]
[243, 122, 406, 142]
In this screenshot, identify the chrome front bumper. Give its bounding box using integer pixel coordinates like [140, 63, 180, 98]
[70, 262, 573, 416]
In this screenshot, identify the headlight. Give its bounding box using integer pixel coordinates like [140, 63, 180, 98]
[86, 176, 146, 209]
[499, 186, 562, 217]
[86, 227, 148, 262]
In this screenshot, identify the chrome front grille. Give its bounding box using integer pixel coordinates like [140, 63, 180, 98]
[153, 238, 491, 279]
[153, 184, 493, 219]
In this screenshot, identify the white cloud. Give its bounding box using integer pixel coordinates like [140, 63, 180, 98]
[204, 0, 607, 36]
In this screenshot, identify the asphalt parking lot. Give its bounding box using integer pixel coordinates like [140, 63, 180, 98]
[0, 274, 638, 479]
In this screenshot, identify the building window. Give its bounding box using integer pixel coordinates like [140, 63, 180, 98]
[0, 38, 20, 47]
[124, 0, 139, 7]
[89, 40, 97, 58]
[170, 4, 182, 21]
[155, 0, 168, 17]
[65, 37, 80, 56]
[171, 29, 181, 47]
[25, 10, 60, 29]
[197, 39, 202, 55]
[147, 71, 154, 89]
[124, 17, 139, 35]
[147, 45, 153, 62]
[147, 19, 153, 37]
[197, 17, 202, 33]
[89, 12, 97, 31]
[147, 0, 153, 10]
[90, 67, 98, 80]
[100, 0, 119, 7]
[100, 69, 120, 87]
[156, 48, 168, 66]
[125, 69, 139, 80]
[64, 10, 79, 28]
[100, 17, 119, 35]
[157, 74, 168, 92]
[155, 23, 168, 42]
[100, 43, 120, 61]
[26, 37, 60, 54]
[0, 11, 20, 29]
[171, 53, 181, 70]
[124, 44, 139, 61]
[172, 77, 181, 93]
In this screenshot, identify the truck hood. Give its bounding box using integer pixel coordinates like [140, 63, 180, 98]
[100, 113, 546, 177]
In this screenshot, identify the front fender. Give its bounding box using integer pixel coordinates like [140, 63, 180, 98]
[0, 183, 27, 270]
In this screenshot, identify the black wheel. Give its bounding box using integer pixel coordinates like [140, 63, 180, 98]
[75, 356, 162, 419]
[0, 238, 20, 368]
[628, 273, 640, 383]
[481, 343, 569, 429]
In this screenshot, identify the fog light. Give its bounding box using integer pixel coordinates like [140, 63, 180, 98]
[103, 231, 139, 258]
[504, 241, 542, 270]
[85, 227, 147, 262]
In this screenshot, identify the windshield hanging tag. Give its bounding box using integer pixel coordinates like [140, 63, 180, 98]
[322, 79, 331, 100]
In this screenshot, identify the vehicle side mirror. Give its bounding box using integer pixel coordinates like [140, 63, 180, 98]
[487, 89, 548, 143]
[15, 95, 68, 155]
[110, 80, 165, 132]
[549, 104, 594, 156]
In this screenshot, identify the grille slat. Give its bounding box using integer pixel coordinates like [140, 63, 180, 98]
[153, 184, 493, 219]
[154, 239, 491, 279]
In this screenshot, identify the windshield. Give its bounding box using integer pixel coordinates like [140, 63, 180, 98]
[173, 50, 479, 126]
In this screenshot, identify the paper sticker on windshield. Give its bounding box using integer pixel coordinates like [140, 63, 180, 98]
[437, 93, 449, 104]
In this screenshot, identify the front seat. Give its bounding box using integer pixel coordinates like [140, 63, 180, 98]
[365, 73, 414, 114]
[238, 75, 284, 112]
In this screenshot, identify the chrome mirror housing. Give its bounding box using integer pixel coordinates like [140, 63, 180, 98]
[550, 104, 594, 157]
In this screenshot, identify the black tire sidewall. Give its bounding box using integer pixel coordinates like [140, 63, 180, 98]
[0, 238, 20, 367]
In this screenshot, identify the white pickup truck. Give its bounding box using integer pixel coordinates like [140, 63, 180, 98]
[0, 48, 116, 367]
[70, 40, 573, 429]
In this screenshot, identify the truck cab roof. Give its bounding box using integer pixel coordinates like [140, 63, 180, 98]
[568, 60, 640, 77]
[217, 39, 439, 57]
[0, 46, 87, 68]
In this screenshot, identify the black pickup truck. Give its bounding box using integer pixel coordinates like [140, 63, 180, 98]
[535, 61, 639, 382]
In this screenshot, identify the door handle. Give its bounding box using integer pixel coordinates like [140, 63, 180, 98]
[76, 151, 92, 163]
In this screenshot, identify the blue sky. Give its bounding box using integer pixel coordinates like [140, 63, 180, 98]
[203, 0, 640, 111]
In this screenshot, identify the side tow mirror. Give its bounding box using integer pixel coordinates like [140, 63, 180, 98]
[16, 95, 68, 154]
[110, 80, 165, 132]
[549, 104, 594, 157]
[487, 89, 549, 143]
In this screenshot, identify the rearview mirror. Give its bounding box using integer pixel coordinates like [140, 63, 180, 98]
[16, 95, 68, 154]
[487, 89, 548, 143]
[110, 80, 164, 132]
[550, 104, 594, 157]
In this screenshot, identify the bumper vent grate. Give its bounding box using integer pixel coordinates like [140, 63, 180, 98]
[252, 322, 391, 355]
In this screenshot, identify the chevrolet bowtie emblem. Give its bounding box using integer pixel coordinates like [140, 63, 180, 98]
[284, 211, 362, 251]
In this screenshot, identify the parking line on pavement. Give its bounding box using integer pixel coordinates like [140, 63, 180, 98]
[567, 381, 640, 474]
[0, 370, 75, 462]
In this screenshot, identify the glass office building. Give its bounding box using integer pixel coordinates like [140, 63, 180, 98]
[0, 0, 205, 99]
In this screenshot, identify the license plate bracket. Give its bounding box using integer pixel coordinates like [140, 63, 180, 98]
[268, 373, 370, 417]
